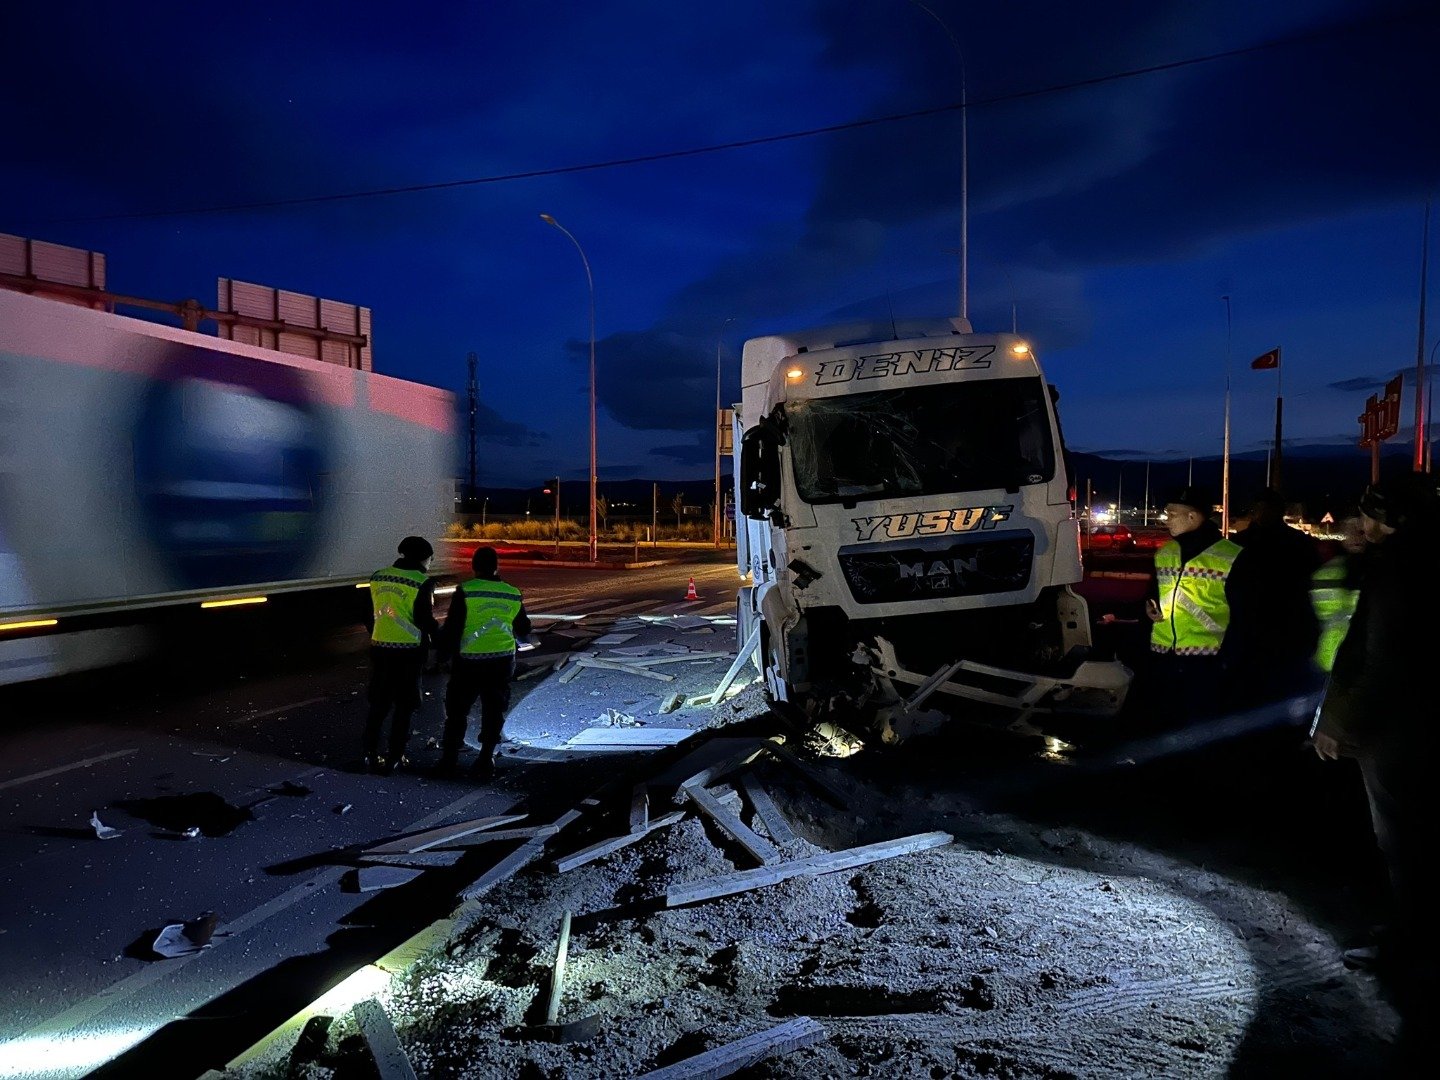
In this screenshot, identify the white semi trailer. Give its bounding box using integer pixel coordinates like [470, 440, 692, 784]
[734, 318, 1130, 739]
[0, 288, 453, 685]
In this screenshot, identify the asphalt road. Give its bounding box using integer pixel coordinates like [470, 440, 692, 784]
[0, 553, 742, 1079]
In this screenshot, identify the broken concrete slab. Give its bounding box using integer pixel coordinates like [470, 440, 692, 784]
[635, 1016, 826, 1078]
[662, 831, 953, 908]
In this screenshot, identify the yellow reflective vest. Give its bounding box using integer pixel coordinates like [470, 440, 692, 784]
[370, 566, 428, 647]
[456, 578, 524, 659]
[1151, 537, 1241, 656]
[1310, 556, 1359, 673]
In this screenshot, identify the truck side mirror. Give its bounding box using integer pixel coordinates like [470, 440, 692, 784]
[739, 421, 782, 521]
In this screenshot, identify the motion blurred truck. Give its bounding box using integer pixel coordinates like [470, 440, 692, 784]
[734, 318, 1130, 738]
[0, 288, 453, 684]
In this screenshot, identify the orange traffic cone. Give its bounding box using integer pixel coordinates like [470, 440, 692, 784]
[684, 576, 700, 601]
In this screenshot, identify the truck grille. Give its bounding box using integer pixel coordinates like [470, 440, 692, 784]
[838, 531, 1034, 605]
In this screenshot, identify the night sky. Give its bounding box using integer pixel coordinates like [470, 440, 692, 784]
[3, 1, 1438, 487]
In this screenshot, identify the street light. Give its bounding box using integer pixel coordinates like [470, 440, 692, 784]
[541, 213, 598, 563]
[714, 316, 735, 549]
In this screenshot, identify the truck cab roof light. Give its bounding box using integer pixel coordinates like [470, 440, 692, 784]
[1011, 342, 1031, 356]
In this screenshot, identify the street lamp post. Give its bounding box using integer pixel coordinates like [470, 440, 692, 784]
[540, 213, 598, 563]
[713, 316, 735, 549]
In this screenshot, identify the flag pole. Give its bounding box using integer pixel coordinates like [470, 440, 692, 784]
[1272, 347, 1284, 491]
[1415, 196, 1431, 473]
[1221, 295, 1232, 533]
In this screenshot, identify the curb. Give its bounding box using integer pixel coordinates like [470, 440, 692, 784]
[221, 897, 482, 1075]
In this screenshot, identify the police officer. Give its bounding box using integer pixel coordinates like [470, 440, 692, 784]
[1145, 486, 1242, 722]
[364, 535, 439, 774]
[1310, 510, 1364, 674]
[437, 546, 531, 780]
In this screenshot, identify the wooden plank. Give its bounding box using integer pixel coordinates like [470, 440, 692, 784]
[647, 737, 767, 789]
[592, 632, 637, 645]
[356, 866, 424, 892]
[635, 1016, 825, 1079]
[737, 771, 798, 845]
[681, 782, 780, 866]
[552, 810, 685, 873]
[358, 850, 465, 869]
[458, 837, 548, 901]
[362, 813, 528, 856]
[544, 911, 573, 1026]
[431, 824, 559, 848]
[624, 652, 729, 667]
[574, 657, 676, 682]
[567, 727, 693, 747]
[629, 786, 650, 833]
[353, 999, 418, 1080]
[663, 831, 953, 908]
[693, 625, 759, 705]
[759, 743, 849, 809]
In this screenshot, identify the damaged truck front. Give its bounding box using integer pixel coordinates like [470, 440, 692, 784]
[733, 318, 1131, 740]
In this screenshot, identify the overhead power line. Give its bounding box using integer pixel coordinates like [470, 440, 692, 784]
[26, 6, 1432, 227]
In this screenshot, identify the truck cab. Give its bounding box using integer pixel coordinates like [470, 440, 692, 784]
[735, 318, 1129, 734]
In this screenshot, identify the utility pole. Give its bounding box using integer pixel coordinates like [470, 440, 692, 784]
[466, 351, 478, 508]
[652, 482, 659, 548]
[1414, 197, 1431, 472]
[1143, 461, 1151, 525]
[1221, 296, 1233, 533]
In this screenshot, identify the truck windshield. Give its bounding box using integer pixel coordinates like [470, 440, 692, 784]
[787, 377, 1054, 503]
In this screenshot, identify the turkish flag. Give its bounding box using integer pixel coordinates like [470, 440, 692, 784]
[1250, 347, 1280, 370]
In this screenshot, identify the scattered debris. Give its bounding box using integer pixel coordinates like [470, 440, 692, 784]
[353, 998, 418, 1080]
[189, 751, 234, 763]
[551, 810, 685, 873]
[663, 831, 953, 908]
[566, 728, 693, 748]
[635, 1016, 826, 1079]
[592, 632, 637, 645]
[544, 910, 572, 1025]
[181, 827, 201, 839]
[89, 811, 121, 840]
[358, 851, 465, 869]
[629, 786, 650, 833]
[356, 866, 424, 892]
[430, 824, 559, 848]
[595, 708, 641, 727]
[363, 813, 528, 856]
[657, 692, 684, 714]
[574, 657, 676, 682]
[681, 781, 780, 866]
[334, 803, 353, 816]
[737, 770, 798, 844]
[117, 792, 255, 837]
[152, 911, 220, 958]
[691, 625, 759, 706]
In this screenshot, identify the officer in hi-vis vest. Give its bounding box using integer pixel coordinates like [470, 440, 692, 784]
[436, 546, 531, 779]
[1145, 486, 1242, 721]
[1310, 511, 1365, 674]
[364, 535, 439, 773]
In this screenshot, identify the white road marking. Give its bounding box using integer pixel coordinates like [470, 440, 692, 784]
[233, 696, 330, 725]
[0, 749, 138, 793]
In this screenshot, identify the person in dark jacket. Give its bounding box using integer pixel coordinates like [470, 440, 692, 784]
[1224, 488, 1322, 702]
[1144, 486, 1241, 723]
[1313, 476, 1438, 1050]
[436, 546, 531, 780]
[363, 535, 439, 774]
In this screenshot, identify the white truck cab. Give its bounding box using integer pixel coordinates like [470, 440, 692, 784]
[734, 318, 1130, 737]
